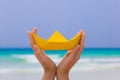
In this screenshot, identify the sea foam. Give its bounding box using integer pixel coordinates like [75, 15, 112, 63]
[12, 54, 120, 70]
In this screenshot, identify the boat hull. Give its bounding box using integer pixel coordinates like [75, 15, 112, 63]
[32, 32, 82, 50]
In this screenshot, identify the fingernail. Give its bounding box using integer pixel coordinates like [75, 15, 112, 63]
[83, 32, 85, 35]
[80, 30, 84, 32]
[33, 27, 37, 29]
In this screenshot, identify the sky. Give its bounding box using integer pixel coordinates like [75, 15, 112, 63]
[0, 0, 120, 48]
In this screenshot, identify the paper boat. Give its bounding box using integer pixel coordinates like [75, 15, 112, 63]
[32, 31, 82, 50]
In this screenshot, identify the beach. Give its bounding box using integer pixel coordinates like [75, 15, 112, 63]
[0, 48, 120, 80]
[1, 68, 120, 80]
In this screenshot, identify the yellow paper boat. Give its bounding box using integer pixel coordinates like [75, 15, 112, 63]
[32, 31, 82, 50]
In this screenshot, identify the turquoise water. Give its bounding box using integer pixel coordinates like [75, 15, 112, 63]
[1, 48, 120, 56]
[0, 48, 120, 73]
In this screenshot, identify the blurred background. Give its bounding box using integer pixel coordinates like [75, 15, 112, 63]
[0, 0, 120, 80]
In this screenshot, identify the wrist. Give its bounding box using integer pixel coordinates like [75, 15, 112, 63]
[42, 68, 56, 80]
[56, 68, 69, 80]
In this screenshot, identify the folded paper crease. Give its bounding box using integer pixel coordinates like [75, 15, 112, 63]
[32, 31, 82, 50]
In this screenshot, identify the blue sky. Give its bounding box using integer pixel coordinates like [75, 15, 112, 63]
[0, 0, 120, 48]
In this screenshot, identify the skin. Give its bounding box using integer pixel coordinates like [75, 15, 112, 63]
[28, 27, 85, 80]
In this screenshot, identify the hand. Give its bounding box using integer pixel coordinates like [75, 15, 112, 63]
[57, 30, 85, 80]
[28, 27, 56, 80]
[28, 27, 85, 80]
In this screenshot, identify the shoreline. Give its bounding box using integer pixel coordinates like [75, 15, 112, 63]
[0, 68, 120, 80]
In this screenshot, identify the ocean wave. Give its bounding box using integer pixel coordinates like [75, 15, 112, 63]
[12, 54, 120, 62]
[0, 63, 120, 74]
[12, 54, 61, 63]
[1, 54, 117, 72]
[12, 54, 120, 64]
[79, 58, 120, 63]
[12, 54, 38, 63]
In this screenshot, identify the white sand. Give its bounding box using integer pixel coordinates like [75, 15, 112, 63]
[0, 68, 120, 80]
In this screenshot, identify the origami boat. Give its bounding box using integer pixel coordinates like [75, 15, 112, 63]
[32, 31, 82, 50]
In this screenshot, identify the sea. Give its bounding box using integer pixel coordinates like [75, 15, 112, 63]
[0, 48, 120, 74]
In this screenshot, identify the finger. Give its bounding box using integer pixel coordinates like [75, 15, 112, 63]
[33, 45, 45, 64]
[34, 45, 42, 54]
[31, 27, 45, 54]
[33, 27, 37, 35]
[64, 50, 72, 58]
[33, 45, 49, 59]
[63, 46, 80, 61]
[33, 45, 40, 54]
[77, 30, 84, 35]
[77, 30, 84, 45]
[71, 45, 81, 55]
[33, 45, 45, 60]
[79, 32, 85, 51]
[64, 30, 84, 59]
[71, 32, 85, 59]
[28, 31, 35, 48]
[33, 45, 55, 68]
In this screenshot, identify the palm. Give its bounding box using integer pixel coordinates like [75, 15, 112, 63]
[28, 28, 56, 72]
[58, 45, 82, 73]
[57, 30, 85, 73]
[28, 27, 85, 80]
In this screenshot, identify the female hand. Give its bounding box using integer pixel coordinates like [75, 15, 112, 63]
[28, 27, 56, 80]
[57, 30, 85, 80]
[28, 27, 85, 80]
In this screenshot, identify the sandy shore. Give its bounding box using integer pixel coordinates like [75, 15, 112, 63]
[0, 68, 120, 80]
